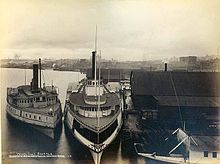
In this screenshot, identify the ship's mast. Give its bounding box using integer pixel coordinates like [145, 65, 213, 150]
[97, 50, 101, 144]
[94, 25, 97, 97]
[94, 25, 101, 164]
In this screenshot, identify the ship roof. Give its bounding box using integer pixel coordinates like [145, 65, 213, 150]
[8, 85, 58, 99]
[69, 92, 120, 107]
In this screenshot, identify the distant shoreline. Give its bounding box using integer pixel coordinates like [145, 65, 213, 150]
[0, 66, 86, 73]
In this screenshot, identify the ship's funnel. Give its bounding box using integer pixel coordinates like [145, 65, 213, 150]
[92, 51, 96, 79]
[165, 63, 168, 72]
[32, 64, 39, 92]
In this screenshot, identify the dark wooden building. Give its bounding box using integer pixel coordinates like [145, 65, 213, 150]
[130, 71, 220, 135]
[86, 68, 131, 83]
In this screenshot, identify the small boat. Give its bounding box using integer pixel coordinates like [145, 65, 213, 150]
[6, 59, 62, 135]
[134, 128, 207, 164]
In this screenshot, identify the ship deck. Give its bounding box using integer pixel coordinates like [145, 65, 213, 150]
[69, 92, 120, 107]
[71, 108, 120, 133]
[8, 85, 58, 99]
[8, 101, 61, 115]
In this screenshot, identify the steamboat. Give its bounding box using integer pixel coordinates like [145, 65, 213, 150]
[64, 50, 123, 164]
[6, 59, 62, 133]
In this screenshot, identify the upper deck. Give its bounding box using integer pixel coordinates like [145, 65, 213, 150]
[7, 85, 60, 109]
[69, 79, 120, 107]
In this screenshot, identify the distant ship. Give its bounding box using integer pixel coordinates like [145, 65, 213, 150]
[6, 59, 62, 134]
[64, 50, 123, 164]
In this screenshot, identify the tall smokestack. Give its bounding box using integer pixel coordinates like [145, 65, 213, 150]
[32, 64, 39, 91]
[165, 63, 167, 72]
[92, 51, 96, 79]
[39, 58, 41, 89]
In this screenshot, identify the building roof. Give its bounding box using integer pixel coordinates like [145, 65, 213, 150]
[86, 68, 130, 81]
[156, 96, 220, 107]
[190, 136, 220, 152]
[131, 71, 220, 97]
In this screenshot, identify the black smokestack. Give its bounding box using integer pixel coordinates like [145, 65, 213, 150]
[165, 63, 167, 72]
[32, 64, 39, 91]
[39, 58, 41, 89]
[92, 51, 96, 79]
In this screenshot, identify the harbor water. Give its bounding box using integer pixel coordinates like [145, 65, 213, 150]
[1, 68, 146, 164]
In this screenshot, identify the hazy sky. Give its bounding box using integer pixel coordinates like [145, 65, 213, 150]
[1, 0, 220, 61]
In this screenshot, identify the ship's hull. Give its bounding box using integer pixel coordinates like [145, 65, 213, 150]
[6, 103, 62, 129]
[64, 104, 123, 164]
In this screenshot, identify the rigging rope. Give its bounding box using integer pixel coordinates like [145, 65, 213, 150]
[169, 72, 184, 129]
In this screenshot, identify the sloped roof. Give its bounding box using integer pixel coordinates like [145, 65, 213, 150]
[131, 71, 220, 97]
[86, 68, 130, 80]
[155, 96, 220, 107]
[190, 136, 220, 151]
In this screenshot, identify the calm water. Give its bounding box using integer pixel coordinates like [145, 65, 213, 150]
[1, 68, 146, 164]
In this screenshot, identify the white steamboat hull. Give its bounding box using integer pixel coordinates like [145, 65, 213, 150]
[6, 103, 62, 129]
[65, 106, 123, 164]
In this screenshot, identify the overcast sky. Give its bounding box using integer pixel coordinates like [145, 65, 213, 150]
[0, 0, 220, 61]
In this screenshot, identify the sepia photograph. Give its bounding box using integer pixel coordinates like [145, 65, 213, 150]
[1, 0, 220, 164]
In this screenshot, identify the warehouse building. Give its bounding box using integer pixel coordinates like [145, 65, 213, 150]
[130, 71, 220, 135]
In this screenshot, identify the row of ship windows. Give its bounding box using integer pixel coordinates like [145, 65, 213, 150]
[24, 113, 48, 121]
[9, 107, 17, 114]
[87, 81, 102, 85]
[77, 107, 111, 111]
[9, 106, 48, 121]
[18, 97, 55, 103]
[204, 151, 218, 158]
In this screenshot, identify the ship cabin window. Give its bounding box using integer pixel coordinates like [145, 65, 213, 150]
[29, 114, 31, 118]
[31, 99, 33, 103]
[93, 82, 95, 85]
[34, 115, 36, 119]
[42, 97, 46, 101]
[213, 152, 217, 158]
[26, 114, 28, 117]
[39, 116, 41, 120]
[115, 105, 120, 110]
[204, 151, 208, 157]
[36, 97, 40, 102]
